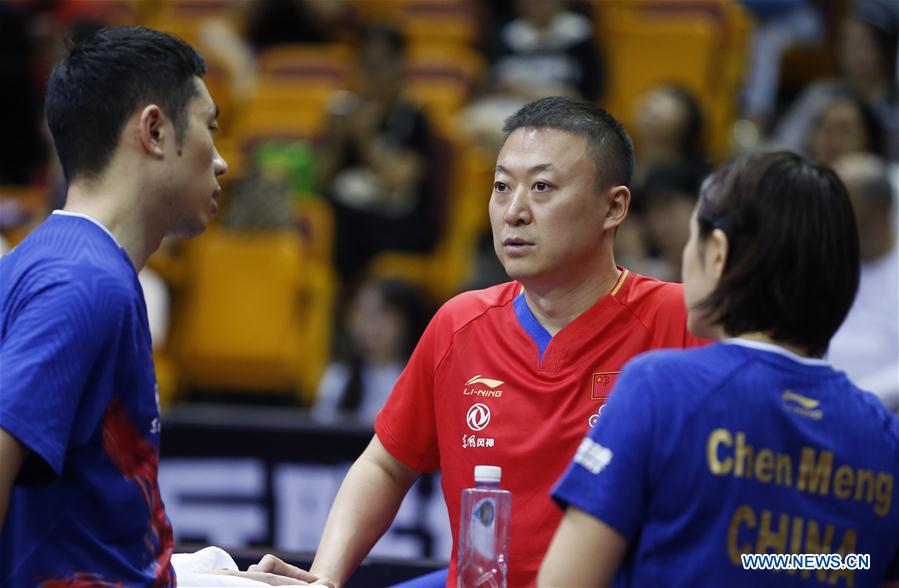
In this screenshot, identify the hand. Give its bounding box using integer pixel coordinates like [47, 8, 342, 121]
[249, 555, 336, 587]
[204, 568, 310, 585]
[347, 101, 383, 139]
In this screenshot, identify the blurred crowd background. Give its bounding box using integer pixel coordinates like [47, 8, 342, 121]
[1, 0, 897, 420]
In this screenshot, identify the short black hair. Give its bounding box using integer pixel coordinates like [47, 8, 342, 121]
[502, 96, 635, 189]
[45, 26, 207, 183]
[695, 151, 859, 357]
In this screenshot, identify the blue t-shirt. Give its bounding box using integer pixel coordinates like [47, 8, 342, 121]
[0, 212, 175, 587]
[553, 339, 899, 588]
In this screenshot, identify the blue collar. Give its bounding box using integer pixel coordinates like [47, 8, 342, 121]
[514, 292, 553, 362]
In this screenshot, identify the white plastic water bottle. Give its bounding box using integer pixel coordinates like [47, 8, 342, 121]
[457, 465, 511, 588]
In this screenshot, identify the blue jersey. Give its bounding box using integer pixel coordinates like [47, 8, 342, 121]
[0, 212, 175, 587]
[553, 339, 899, 588]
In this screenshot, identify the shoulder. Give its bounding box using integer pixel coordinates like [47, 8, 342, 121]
[851, 385, 899, 455]
[621, 272, 685, 306]
[615, 272, 688, 324]
[618, 344, 744, 402]
[1, 220, 134, 317]
[433, 281, 518, 332]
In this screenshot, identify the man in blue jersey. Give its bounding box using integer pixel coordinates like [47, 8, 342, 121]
[540, 151, 899, 587]
[0, 27, 230, 586]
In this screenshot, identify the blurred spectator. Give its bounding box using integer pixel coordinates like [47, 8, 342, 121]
[829, 153, 898, 412]
[631, 84, 707, 187]
[241, 0, 354, 50]
[640, 163, 708, 282]
[317, 25, 440, 282]
[0, 2, 46, 184]
[770, 0, 899, 160]
[461, 0, 604, 153]
[807, 90, 888, 165]
[486, 0, 603, 102]
[739, 0, 824, 128]
[615, 84, 708, 279]
[312, 278, 429, 425]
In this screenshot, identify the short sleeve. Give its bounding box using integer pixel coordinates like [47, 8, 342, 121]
[552, 359, 657, 541]
[374, 308, 448, 473]
[0, 273, 116, 480]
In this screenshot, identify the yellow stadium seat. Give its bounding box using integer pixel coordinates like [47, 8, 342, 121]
[173, 229, 335, 403]
[403, 42, 487, 133]
[351, 0, 480, 44]
[229, 97, 328, 153]
[595, 0, 752, 159]
[0, 185, 48, 248]
[293, 195, 335, 265]
[257, 43, 353, 85]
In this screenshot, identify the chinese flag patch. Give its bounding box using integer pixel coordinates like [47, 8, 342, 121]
[591, 371, 620, 400]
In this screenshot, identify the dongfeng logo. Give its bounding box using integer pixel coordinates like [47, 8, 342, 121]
[466, 403, 491, 431]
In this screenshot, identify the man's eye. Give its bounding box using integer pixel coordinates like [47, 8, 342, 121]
[534, 182, 550, 191]
[494, 181, 508, 192]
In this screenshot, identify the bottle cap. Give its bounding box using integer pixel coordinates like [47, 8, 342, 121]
[474, 465, 502, 483]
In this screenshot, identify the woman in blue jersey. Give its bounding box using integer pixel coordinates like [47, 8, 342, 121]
[539, 151, 899, 588]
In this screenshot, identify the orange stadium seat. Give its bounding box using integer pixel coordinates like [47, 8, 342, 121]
[351, 0, 481, 45]
[0, 185, 48, 248]
[403, 42, 487, 134]
[257, 43, 353, 84]
[229, 95, 328, 156]
[595, 0, 752, 159]
[238, 44, 355, 150]
[145, 1, 241, 50]
[172, 229, 335, 403]
[292, 195, 335, 265]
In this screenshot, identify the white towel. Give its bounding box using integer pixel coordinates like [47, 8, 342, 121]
[172, 546, 272, 587]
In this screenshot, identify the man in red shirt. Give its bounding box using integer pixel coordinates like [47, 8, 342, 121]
[254, 96, 705, 587]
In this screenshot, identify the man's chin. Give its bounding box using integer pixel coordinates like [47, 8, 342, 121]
[500, 260, 537, 283]
[168, 220, 208, 239]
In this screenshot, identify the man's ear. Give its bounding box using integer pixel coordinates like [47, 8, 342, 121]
[139, 105, 166, 159]
[603, 185, 631, 230]
[708, 228, 729, 279]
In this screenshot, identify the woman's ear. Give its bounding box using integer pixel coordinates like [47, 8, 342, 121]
[708, 228, 729, 280]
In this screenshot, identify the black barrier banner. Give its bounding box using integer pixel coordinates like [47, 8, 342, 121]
[159, 405, 452, 560]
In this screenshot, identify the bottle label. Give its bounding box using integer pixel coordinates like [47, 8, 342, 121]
[472, 497, 496, 558]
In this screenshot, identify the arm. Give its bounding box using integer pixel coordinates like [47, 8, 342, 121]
[538, 506, 628, 587]
[0, 428, 28, 529]
[310, 434, 419, 587]
[344, 103, 424, 210]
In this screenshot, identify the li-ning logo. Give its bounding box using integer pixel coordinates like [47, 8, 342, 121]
[781, 390, 823, 420]
[463, 375, 504, 398]
[466, 403, 491, 431]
